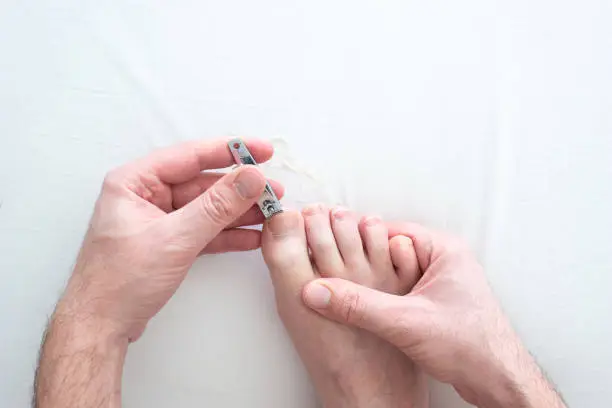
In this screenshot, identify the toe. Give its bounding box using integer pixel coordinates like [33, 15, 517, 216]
[330, 207, 366, 266]
[262, 211, 314, 288]
[360, 216, 394, 273]
[302, 204, 344, 277]
[389, 235, 421, 292]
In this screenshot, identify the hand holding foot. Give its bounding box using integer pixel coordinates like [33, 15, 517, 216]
[262, 206, 428, 408]
[302, 222, 567, 408]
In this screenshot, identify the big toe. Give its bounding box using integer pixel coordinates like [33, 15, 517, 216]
[262, 211, 314, 288]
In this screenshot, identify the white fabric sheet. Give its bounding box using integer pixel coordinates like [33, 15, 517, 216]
[1, 1, 611, 407]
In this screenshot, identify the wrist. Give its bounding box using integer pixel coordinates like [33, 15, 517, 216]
[35, 311, 129, 408]
[42, 310, 130, 385]
[57, 265, 146, 341]
[48, 309, 130, 354]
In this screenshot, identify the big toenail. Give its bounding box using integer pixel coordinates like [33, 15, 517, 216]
[303, 204, 325, 216]
[303, 282, 331, 309]
[365, 216, 382, 226]
[268, 212, 300, 236]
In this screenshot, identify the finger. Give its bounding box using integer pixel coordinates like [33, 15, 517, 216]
[200, 228, 262, 254]
[168, 166, 267, 249]
[302, 278, 414, 345]
[131, 138, 274, 184]
[226, 206, 271, 228]
[389, 236, 421, 292]
[172, 172, 285, 209]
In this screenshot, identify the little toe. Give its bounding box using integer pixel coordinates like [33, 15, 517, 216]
[330, 207, 367, 266]
[389, 235, 421, 292]
[262, 211, 314, 289]
[302, 204, 344, 277]
[360, 216, 395, 273]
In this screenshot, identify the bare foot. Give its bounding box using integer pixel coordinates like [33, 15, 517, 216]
[262, 205, 428, 408]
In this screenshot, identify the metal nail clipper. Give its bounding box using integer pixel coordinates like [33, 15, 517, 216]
[228, 138, 283, 219]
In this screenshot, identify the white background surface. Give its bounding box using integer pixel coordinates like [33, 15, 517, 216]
[1, 1, 611, 407]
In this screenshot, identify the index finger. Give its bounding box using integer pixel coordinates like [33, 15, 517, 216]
[134, 138, 274, 184]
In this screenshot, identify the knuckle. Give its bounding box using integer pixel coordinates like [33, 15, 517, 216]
[439, 235, 476, 265]
[200, 187, 236, 225]
[102, 169, 124, 191]
[103, 169, 119, 187]
[438, 231, 470, 252]
[339, 290, 366, 325]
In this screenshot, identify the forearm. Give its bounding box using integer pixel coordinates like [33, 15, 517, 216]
[317, 364, 427, 408]
[487, 353, 566, 408]
[460, 335, 567, 408]
[34, 311, 128, 408]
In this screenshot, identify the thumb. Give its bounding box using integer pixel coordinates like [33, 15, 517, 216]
[303, 278, 413, 343]
[170, 165, 266, 248]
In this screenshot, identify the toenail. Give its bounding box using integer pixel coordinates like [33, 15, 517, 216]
[303, 203, 325, 216]
[303, 282, 331, 309]
[364, 216, 382, 226]
[396, 236, 414, 249]
[332, 207, 349, 220]
[268, 212, 300, 236]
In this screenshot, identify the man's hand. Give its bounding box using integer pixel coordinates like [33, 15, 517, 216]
[34, 138, 282, 408]
[301, 222, 567, 408]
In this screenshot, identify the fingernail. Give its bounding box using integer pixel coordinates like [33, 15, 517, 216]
[303, 282, 331, 309]
[268, 211, 300, 236]
[234, 167, 265, 199]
